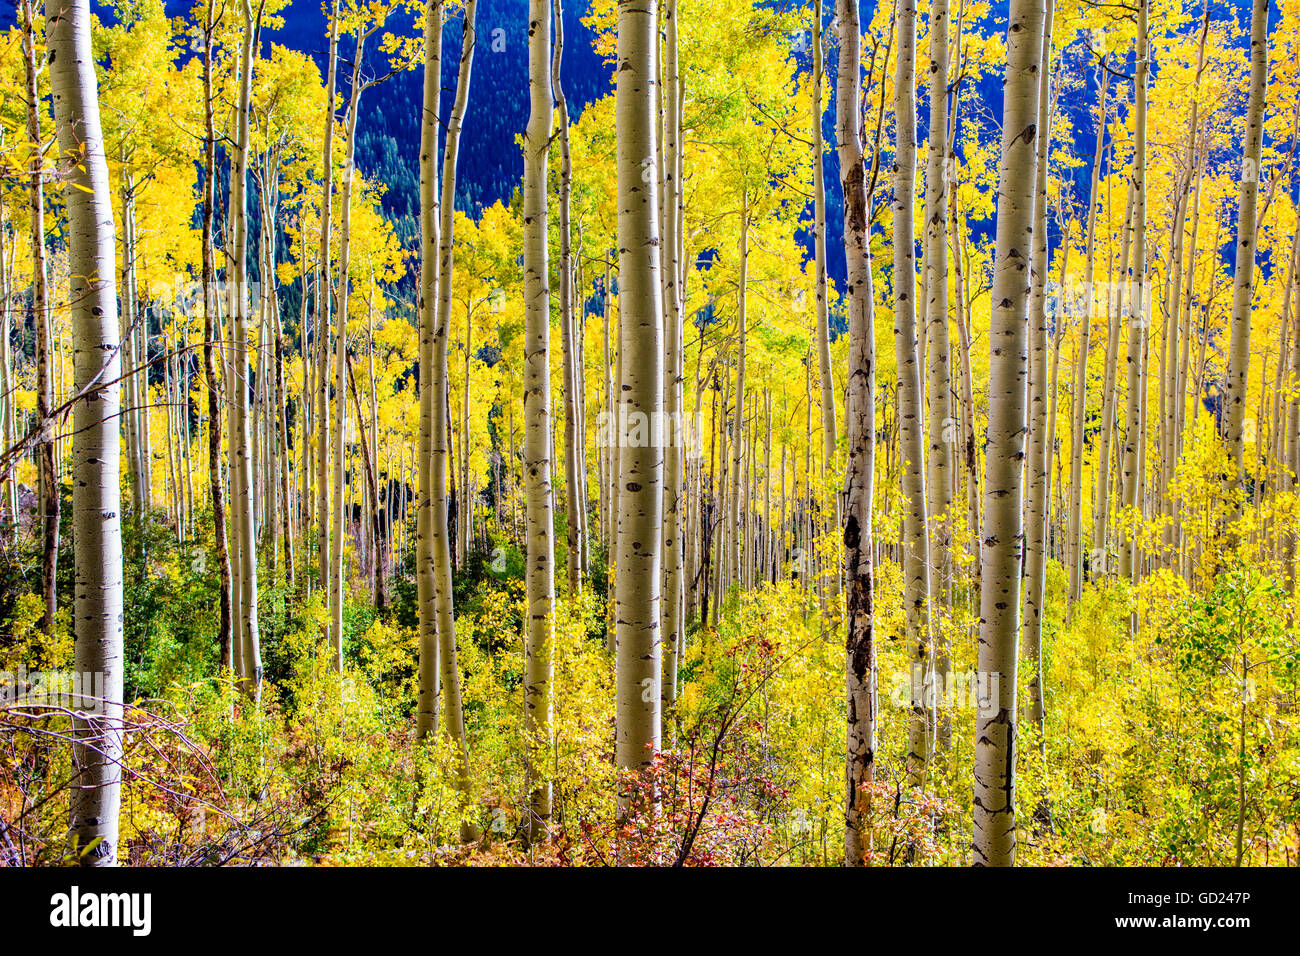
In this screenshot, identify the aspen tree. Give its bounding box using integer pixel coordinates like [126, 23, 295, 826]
[727, 203, 749, 591]
[893, 0, 934, 786]
[20, 0, 59, 636]
[1160, 4, 1210, 567]
[416, 2, 444, 742]
[660, 0, 685, 708]
[48, 0, 125, 865]
[924, 0, 952, 646]
[317, 0, 340, 627]
[0, 200, 11, 532]
[972, 0, 1045, 868]
[837, 0, 877, 867]
[812, 0, 837, 541]
[328, 20, 371, 673]
[432, 0, 477, 825]
[1094, 179, 1134, 563]
[555, 0, 585, 598]
[228, 0, 263, 694]
[614, 0, 664, 810]
[1224, 0, 1269, 524]
[951, 193, 981, 571]
[1119, 0, 1149, 583]
[198, 0, 233, 664]
[1066, 55, 1108, 606]
[524, 0, 557, 838]
[1021, 0, 1055, 735]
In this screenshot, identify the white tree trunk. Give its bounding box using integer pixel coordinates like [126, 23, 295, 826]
[812, 0, 839, 556]
[1224, 0, 1269, 524]
[228, 0, 262, 694]
[972, 0, 1045, 868]
[523, 0, 557, 839]
[1021, 0, 1055, 736]
[415, 3, 444, 742]
[923, 0, 951, 702]
[433, 0, 477, 831]
[893, 0, 933, 786]
[317, 1, 340, 626]
[1119, 0, 1149, 582]
[48, 0, 125, 865]
[1066, 60, 1109, 606]
[614, 0, 664, 811]
[837, 0, 877, 867]
[660, 0, 685, 709]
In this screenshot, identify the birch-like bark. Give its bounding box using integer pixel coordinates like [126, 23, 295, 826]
[327, 25, 369, 671]
[21, 0, 59, 635]
[1288, 252, 1300, 593]
[228, 0, 262, 694]
[1224, 0, 1269, 531]
[523, 0, 557, 838]
[837, 0, 877, 867]
[118, 173, 144, 521]
[924, 0, 951, 637]
[416, 0, 443, 731]
[317, 0, 340, 621]
[972, 0, 1044, 868]
[432, 0, 477, 827]
[199, 0, 232, 665]
[952, 193, 981, 575]
[554, 0, 584, 599]
[1021, 0, 1054, 735]
[0, 202, 14, 531]
[1066, 58, 1108, 606]
[1119, 0, 1149, 583]
[812, 0, 838, 542]
[614, 0, 664, 811]
[893, 0, 933, 786]
[660, 0, 685, 708]
[728, 204, 749, 589]
[1094, 179, 1134, 563]
[48, 0, 124, 865]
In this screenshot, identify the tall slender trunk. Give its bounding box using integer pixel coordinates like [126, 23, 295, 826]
[660, 0, 685, 709]
[972, 0, 1045, 868]
[432, 0, 478, 832]
[1224, 0, 1269, 532]
[0, 198, 15, 532]
[416, 0, 442, 740]
[1119, 1, 1149, 583]
[22, 0, 59, 636]
[227, 0, 262, 694]
[1094, 179, 1135, 563]
[923, 0, 951, 706]
[523, 0, 557, 839]
[328, 26, 368, 671]
[952, 193, 980, 578]
[838, 0, 877, 867]
[317, 0, 340, 622]
[199, 0, 232, 666]
[48, 0, 125, 865]
[1021, 0, 1055, 736]
[893, 0, 933, 786]
[812, 0, 839, 548]
[1066, 58, 1109, 605]
[614, 0, 664, 813]
[1159, 6, 1207, 567]
[728, 204, 749, 590]
[554, 0, 584, 598]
